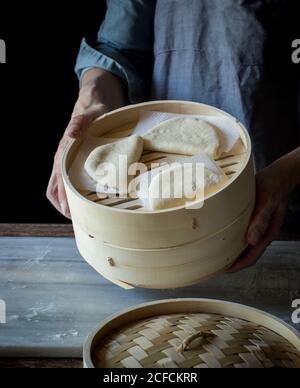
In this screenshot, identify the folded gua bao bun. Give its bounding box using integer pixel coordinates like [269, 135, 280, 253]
[84, 135, 143, 191]
[143, 117, 221, 159]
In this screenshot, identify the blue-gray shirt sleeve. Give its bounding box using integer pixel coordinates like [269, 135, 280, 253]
[75, 0, 156, 104]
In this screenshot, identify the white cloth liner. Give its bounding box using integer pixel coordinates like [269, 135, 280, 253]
[68, 111, 241, 199]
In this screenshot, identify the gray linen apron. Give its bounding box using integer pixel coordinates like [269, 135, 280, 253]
[151, 0, 300, 226]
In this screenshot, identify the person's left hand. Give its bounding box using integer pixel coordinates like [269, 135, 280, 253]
[228, 160, 290, 273]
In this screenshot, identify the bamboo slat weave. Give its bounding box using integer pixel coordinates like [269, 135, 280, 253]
[92, 313, 300, 369]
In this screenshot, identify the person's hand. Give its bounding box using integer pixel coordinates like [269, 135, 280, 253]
[47, 69, 126, 218]
[47, 86, 107, 218]
[228, 160, 291, 273]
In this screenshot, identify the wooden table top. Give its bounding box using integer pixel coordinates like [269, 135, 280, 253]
[0, 224, 299, 368]
[0, 223, 299, 240]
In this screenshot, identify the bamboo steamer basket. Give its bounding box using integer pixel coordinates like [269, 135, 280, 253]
[84, 299, 300, 369]
[62, 101, 256, 289]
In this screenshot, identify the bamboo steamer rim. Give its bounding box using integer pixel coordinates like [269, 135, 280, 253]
[84, 298, 300, 368]
[62, 100, 253, 215]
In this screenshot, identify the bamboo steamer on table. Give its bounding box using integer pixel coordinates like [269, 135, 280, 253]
[62, 101, 256, 289]
[83, 299, 300, 369]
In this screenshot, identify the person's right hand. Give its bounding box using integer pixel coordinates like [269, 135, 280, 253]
[47, 68, 127, 218]
[47, 82, 108, 218]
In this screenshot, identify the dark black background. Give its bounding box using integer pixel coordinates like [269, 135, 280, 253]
[0, 2, 106, 223]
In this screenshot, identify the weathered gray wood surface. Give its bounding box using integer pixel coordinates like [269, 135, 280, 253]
[0, 236, 299, 358]
[0, 358, 82, 368]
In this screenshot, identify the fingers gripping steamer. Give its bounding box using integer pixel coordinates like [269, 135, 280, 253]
[62, 101, 255, 289]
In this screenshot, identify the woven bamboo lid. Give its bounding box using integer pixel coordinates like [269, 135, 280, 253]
[85, 299, 300, 369]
